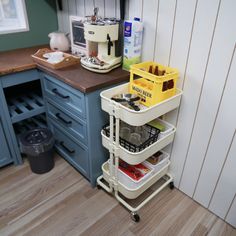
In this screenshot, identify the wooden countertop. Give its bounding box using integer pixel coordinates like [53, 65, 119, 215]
[0, 46, 129, 93]
[0, 46, 39, 75]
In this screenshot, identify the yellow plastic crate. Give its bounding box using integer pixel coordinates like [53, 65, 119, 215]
[129, 61, 179, 107]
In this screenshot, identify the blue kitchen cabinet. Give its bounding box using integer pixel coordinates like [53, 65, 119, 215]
[0, 81, 15, 166]
[0, 69, 45, 166]
[41, 72, 109, 186]
[0, 114, 13, 167]
[0, 68, 114, 185]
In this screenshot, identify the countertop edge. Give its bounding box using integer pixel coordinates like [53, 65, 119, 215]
[0, 64, 37, 76]
[37, 65, 129, 93]
[1, 63, 129, 93]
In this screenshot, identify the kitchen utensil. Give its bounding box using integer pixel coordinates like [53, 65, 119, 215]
[129, 133, 142, 146]
[120, 127, 131, 141]
[44, 51, 64, 64]
[112, 93, 140, 111]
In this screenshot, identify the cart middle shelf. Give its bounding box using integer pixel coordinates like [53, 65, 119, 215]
[101, 119, 176, 165]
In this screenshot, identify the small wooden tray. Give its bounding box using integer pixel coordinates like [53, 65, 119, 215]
[31, 48, 79, 69]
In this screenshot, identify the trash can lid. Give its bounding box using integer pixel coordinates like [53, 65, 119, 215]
[20, 128, 54, 155]
[20, 128, 53, 146]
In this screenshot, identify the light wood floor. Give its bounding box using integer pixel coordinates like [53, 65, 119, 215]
[0, 155, 235, 236]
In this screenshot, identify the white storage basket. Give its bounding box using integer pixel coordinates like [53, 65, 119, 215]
[152, 119, 175, 138]
[100, 82, 183, 126]
[101, 119, 175, 165]
[108, 160, 153, 189]
[144, 151, 169, 174]
[102, 160, 170, 199]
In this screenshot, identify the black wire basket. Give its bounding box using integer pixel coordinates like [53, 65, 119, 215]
[102, 123, 160, 153]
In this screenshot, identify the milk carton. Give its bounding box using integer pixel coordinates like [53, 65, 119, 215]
[123, 18, 143, 71]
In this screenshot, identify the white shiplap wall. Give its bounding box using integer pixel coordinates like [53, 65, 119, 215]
[56, 0, 236, 228]
[56, 0, 121, 33]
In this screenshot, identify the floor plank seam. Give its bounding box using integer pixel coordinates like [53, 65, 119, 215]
[8, 178, 84, 225]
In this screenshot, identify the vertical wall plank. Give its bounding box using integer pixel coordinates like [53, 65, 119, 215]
[56, 0, 64, 31]
[209, 131, 236, 219]
[154, 0, 177, 65]
[170, 0, 220, 188]
[104, 0, 116, 18]
[95, 0, 105, 18]
[125, 0, 130, 19]
[61, 0, 70, 33]
[115, 0, 120, 19]
[68, 0, 77, 15]
[163, 0, 197, 129]
[85, 0, 94, 16]
[179, 0, 236, 198]
[194, 47, 236, 207]
[76, 0, 85, 16]
[163, 0, 197, 152]
[169, 0, 197, 88]
[128, 0, 143, 20]
[226, 195, 236, 228]
[141, 0, 159, 61]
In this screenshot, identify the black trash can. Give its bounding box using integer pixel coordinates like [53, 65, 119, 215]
[20, 128, 55, 174]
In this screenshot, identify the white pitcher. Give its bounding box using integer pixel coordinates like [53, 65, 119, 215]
[48, 32, 70, 52]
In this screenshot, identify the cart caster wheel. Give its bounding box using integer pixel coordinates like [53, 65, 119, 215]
[131, 212, 140, 222]
[97, 184, 102, 189]
[169, 182, 174, 190]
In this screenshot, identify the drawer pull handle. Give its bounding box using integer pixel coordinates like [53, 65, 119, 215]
[55, 113, 72, 125]
[52, 88, 70, 99]
[60, 141, 75, 154]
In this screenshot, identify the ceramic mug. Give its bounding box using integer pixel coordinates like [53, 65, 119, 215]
[47, 51, 64, 64]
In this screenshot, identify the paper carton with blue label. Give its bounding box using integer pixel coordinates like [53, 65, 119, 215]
[123, 18, 143, 71]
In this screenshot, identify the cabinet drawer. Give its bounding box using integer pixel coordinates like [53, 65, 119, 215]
[42, 74, 85, 119]
[47, 102, 87, 145]
[50, 123, 89, 178]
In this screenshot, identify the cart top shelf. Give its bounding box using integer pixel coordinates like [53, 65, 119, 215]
[100, 83, 183, 126]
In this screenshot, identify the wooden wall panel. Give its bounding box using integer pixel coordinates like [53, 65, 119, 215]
[162, 0, 197, 128]
[141, 0, 159, 61]
[179, 0, 236, 198]
[115, 0, 120, 19]
[60, 0, 70, 33]
[95, 0, 105, 18]
[193, 46, 236, 208]
[154, 0, 176, 65]
[169, 0, 197, 87]
[170, 0, 220, 188]
[209, 131, 236, 219]
[76, 0, 85, 16]
[104, 0, 116, 18]
[128, 0, 143, 20]
[226, 195, 236, 227]
[68, 0, 77, 16]
[56, 1, 64, 31]
[85, 0, 94, 16]
[124, 0, 129, 19]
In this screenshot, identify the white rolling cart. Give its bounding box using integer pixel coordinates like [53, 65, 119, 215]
[97, 82, 183, 222]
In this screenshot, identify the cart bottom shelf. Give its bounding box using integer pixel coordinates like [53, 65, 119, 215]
[101, 160, 170, 199]
[97, 172, 173, 215]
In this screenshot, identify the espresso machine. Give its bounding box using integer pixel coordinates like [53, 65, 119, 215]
[80, 17, 122, 73]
